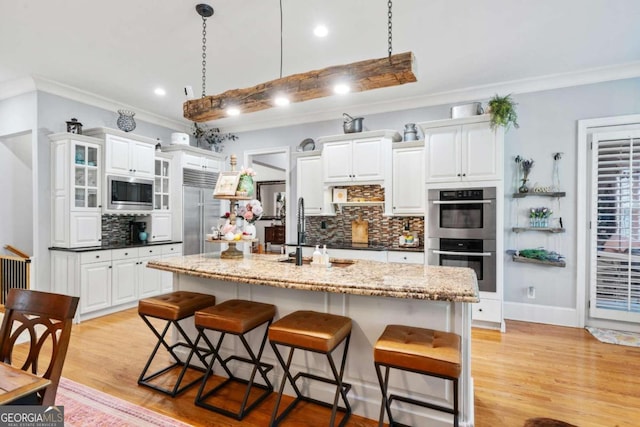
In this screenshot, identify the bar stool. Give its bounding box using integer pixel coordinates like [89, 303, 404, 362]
[268, 310, 352, 427]
[192, 299, 276, 420]
[374, 325, 461, 427]
[138, 291, 216, 396]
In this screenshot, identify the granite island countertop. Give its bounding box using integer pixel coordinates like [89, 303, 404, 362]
[147, 253, 479, 302]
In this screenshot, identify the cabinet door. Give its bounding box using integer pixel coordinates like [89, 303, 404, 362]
[352, 138, 384, 181]
[392, 147, 425, 215]
[297, 155, 325, 214]
[154, 158, 171, 210]
[131, 142, 155, 177]
[161, 244, 182, 292]
[112, 258, 138, 305]
[139, 256, 162, 298]
[105, 135, 132, 175]
[203, 157, 220, 172]
[462, 122, 500, 181]
[80, 262, 111, 314]
[71, 141, 101, 211]
[182, 153, 203, 170]
[150, 213, 172, 241]
[323, 141, 353, 182]
[424, 126, 461, 183]
[70, 212, 102, 247]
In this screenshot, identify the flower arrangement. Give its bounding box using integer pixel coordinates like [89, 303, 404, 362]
[238, 199, 263, 224]
[516, 156, 534, 193]
[529, 207, 552, 227]
[192, 123, 238, 153]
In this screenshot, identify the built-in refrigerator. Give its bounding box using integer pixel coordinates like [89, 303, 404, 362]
[182, 169, 220, 255]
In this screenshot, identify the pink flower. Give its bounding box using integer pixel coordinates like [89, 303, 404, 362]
[243, 211, 254, 221]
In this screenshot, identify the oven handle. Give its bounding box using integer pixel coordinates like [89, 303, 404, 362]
[431, 200, 493, 205]
[433, 250, 493, 257]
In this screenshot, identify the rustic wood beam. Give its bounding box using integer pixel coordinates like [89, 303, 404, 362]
[184, 51, 417, 122]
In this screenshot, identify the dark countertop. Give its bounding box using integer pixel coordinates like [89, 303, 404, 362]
[285, 241, 424, 252]
[49, 240, 183, 253]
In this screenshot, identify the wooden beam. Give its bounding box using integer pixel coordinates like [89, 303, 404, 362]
[184, 51, 417, 122]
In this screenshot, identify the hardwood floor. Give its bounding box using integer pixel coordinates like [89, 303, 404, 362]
[57, 309, 640, 426]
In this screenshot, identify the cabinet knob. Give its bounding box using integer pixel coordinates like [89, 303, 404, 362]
[478, 308, 483, 312]
[125, 252, 128, 256]
[98, 205, 102, 208]
[108, 265, 112, 269]
[462, 173, 466, 177]
[95, 255, 100, 258]
[457, 173, 461, 177]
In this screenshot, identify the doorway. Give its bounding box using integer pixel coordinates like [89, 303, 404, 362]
[244, 147, 290, 253]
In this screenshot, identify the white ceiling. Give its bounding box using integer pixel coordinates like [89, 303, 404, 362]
[1, 0, 639, 132]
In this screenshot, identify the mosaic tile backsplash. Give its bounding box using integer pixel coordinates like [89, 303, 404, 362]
[101, 215, 140, 246]
[305, 185, 424, 249]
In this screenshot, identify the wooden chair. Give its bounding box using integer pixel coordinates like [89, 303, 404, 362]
[0, 289, 79, 405]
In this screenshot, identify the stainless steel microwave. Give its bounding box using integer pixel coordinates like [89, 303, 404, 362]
[107, 175, 153, 211]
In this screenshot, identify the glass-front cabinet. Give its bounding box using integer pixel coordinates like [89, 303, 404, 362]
[154, 157, 171, 210]
[73, 143, 100, 210]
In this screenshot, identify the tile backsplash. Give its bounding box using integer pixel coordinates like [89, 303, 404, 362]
[305, 185, 424, 249]
[101, 215, 139, 246]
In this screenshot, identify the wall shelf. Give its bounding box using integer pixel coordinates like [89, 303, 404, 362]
[512, 227, 566, 233]
[512, 255, 566, 268]
[512, 191, 566, 198]
[332, 201, 384, 213]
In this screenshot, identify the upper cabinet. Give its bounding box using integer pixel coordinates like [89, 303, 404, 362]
[392, 142, 425, 215]
[83, 128, 157, 179]
[319, 130, 400, 185]
[50, 133, 104, 248]
[296, 153, 332, 215]
[154, 154, 171, 211]
[419, 116, 503, 184]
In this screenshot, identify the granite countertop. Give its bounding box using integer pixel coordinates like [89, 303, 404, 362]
[147, 253, 478, 302]
[49, 240, 183, 252]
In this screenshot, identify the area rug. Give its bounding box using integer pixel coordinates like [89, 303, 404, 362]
[56, 377, 192, 426]
[586, 326, 640, 347]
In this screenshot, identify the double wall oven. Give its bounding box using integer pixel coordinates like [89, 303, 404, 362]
[427, 187, 497, 293]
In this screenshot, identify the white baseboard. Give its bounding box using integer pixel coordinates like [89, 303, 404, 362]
[504, 302, 578, 327]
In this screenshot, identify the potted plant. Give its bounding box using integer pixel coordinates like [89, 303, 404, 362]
[192, 123, 239, 152]
[488, 94, 519, 131]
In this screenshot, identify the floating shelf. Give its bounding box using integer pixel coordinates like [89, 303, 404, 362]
[512, 191, 566, 198]
[332, 201, 384, 213]
[512, 227, 566, 233]
[512, 255, 566, 268]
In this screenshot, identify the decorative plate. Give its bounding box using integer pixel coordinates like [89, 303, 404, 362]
[298, 138, 315, 152]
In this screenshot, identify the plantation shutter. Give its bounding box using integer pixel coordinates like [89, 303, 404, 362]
[589, 130, 640, 322]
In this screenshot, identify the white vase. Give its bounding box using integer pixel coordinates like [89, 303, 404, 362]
[244, 223, 256, 238]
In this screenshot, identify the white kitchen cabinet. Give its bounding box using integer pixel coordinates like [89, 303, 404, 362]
[420, 116, 503, 184]
[50, 243, 176, 322]
[182, 153, 220, 172]
[323, 138, 384, 183]
[50, 133, 104, 248]
[392, 143, 425, 215]
[103, 134, 155, 178]
[387, 251, 424, 264]
[79, 251, 112, 315]
[296, 153, 332, 215]
[149, 212, 172, 242]
[154, 155, 172, 211]
[160, 243, 182, 292]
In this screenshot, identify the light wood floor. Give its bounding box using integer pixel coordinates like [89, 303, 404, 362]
[57, 309, 640, 427]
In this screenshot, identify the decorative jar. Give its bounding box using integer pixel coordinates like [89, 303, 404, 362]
[116, 109, 136, 132]
[237, 174, 254, 197]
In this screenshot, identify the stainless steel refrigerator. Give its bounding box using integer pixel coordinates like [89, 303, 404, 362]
[182, 169, 220, 255]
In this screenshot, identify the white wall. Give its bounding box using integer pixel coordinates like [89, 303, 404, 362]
[0, 133, 33, 255]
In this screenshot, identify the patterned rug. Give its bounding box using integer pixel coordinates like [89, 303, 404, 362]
[586, 326, 640, 347]
[56, 377, 192, 426]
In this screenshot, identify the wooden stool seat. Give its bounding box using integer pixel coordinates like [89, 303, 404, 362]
[139, 291, 216, 320]
[138, 291, 216, 397]
[269, 310, 353, 427]
[268, 310, 352, 352]
[193, 299, 276, 420]
[195, 299, 276, 334]
[374, 325, 461, 427]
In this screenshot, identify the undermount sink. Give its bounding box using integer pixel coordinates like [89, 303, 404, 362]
[278, 257, 355, 268]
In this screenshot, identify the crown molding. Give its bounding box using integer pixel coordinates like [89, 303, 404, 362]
[0, 77, 37, 100]
[218, 60, 640, 133]
[31, 76, 186, 131]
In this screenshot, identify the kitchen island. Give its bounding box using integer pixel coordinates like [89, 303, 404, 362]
[147, 253, 478, 426]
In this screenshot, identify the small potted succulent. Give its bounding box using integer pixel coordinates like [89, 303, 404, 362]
[488, 94, 519, 131]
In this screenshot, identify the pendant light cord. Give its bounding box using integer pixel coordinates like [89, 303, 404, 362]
[201, 14, 208, 98]
[279, 0, 283, 78]
[388, 0, 393, 60]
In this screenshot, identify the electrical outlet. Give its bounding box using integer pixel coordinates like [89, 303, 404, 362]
[321, 221, 327, 229]
[527, 286, 536, 299]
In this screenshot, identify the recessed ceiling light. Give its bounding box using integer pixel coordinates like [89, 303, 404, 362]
[226, 107, 241, 116]
[154, 87, 166, 96]
[274, 96, 290, 106]
[334, 84, 351, 95]
[313, 25, 328, 37]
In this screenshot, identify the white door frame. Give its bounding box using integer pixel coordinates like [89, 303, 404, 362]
[577, 113, 640, 328]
